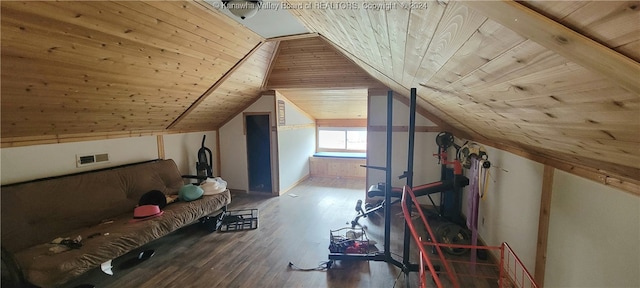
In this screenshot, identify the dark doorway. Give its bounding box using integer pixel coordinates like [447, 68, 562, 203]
[245, 114, 273, 193]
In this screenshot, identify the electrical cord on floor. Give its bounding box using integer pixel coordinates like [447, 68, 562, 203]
[288, 260, 333, 271]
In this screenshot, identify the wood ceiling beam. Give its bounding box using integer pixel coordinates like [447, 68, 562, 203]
[265, 32, 319, 42]
[167, 41, 265, 129]
[261, 41, 281, 90]
[462, 0, 640, 95]
[475, 138, 640, 196]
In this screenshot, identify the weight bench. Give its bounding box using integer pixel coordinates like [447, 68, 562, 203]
[351, 176, 469, 228]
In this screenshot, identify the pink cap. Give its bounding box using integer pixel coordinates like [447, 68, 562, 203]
[130, 205, 164, 222]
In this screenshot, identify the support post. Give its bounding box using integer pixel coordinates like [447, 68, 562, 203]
[403, 88, 417, 270]
[535, 165, 554, 287]
[384, 90, 393, 258]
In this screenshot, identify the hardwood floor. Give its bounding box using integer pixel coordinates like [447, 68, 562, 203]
[61, 177, 498, 288]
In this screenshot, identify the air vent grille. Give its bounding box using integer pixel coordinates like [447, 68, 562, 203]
[76, 153, 110, 167]
[79, 155, 95, 165]
[95, 153, 109, 162]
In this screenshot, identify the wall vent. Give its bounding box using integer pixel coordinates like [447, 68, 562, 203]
[76, 153, 109, 167]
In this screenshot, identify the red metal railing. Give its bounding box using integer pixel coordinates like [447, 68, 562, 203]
[401, 185, 539, 288]
[502, 242, 538, 288]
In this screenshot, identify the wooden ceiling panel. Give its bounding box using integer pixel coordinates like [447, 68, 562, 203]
[265, 35, 383, 89]
[290, 1, 639, 183]
[279, 89, 368, 119]
[424, 19, 527, 89]
[170, 41, 279, 131]
[409, 2, 488, 88]
[523, 0, 640, 61]
[316, 34, 471, 136]
[1, 1, 262, 139]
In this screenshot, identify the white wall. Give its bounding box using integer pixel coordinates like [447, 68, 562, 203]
[163, 131, 216, 176]
[1, 136, 158, 185]
[219, 95, 276, 192]
[0, 132, 219, 185]
[367, 93, 442, 204]
[459, 145, 640, 288]
[276, 93, 315, 194]
[461, 146, 544, 272]
[545, 170, 640, 287]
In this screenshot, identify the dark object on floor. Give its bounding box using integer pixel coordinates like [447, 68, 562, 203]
[434, 222, 471, 256]
[219, 209, 258, 232]
[288, 260, 333, 271]
[199, 210, 226, 233]
[477, 249, 488, 260]
[118, 250, 155, 270]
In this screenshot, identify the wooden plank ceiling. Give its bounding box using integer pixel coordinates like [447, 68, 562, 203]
[279, 89, 368, 119]
[1, 1, 264, 140]
[266, 37, 380, 120]
[265, 36, 383, 89]
[1, 1, 638, 188]
[288, 0, 640, 183]
[170, 41, 278, 131]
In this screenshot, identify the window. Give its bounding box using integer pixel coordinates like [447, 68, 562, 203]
[318, 127, 367, 152]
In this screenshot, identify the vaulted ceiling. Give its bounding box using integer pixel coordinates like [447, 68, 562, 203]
[1, 1, 638, 192]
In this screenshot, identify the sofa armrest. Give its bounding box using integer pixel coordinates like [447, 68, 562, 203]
[1, 246, 27, 288]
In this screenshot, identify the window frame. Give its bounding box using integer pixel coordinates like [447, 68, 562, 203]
[316, 126, 367, 153]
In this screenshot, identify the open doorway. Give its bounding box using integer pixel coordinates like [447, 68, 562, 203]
[245, 113, 273, 193]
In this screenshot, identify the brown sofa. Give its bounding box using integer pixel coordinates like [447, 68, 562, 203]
[1, 159, 231, 288]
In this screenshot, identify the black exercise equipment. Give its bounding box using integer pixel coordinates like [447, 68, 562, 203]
[351, 174, 470, 228]
[333, 89, 475, 288]
[351, 129, 470, 229]
[435, 132, 468, 224]
[329, 90, 404, 270]
[332, 89, 471, 281]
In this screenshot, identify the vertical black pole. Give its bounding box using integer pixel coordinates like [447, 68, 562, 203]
[407, 89, 416, 188]
[403, 88, 417, 270]
[384, 90, 393, 258]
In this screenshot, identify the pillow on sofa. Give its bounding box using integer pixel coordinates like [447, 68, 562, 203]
[138, 190, 167, 209]
[179, 184, 203, 202]
[200, 177, 227, 195]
